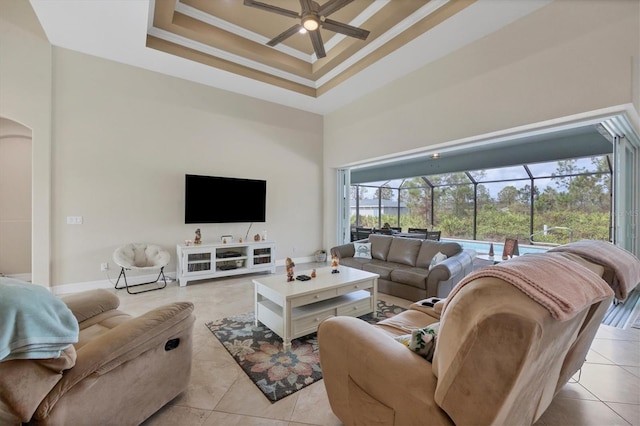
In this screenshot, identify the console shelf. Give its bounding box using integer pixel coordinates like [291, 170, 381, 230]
[176, 241, 276, 286]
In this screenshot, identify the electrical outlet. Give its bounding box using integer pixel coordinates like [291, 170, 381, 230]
[66, 216, 83, 225]
[292, 245, 297, 253]
[100, 262, 109, 271]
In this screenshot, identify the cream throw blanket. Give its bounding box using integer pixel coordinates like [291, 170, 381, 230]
[549, 240, 640, 302]
[443, 252, 613, 321]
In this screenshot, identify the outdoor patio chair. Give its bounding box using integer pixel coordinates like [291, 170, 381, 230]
[355, 227, 373, 240]
[408, 228, 428, 233]
[426, 231, 441, 241]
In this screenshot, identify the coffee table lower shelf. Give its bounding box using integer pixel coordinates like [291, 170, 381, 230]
[257, 290, 372, 343]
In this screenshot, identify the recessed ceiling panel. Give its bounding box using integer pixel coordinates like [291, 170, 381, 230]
[146, 0, 474, 97]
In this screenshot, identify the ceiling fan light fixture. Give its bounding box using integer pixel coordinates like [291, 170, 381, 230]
[302, 14, 319, 31]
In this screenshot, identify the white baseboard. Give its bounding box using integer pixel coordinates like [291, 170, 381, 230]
[275, 255, 315, 266]
[1, 273, 32, 282]
[52, 257, 320, 295]
[52, 272, 176, 295]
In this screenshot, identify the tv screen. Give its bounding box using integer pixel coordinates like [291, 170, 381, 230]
[185, 174, 266, 224]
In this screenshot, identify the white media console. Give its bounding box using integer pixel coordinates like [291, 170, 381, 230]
[176, 240, 276, 286]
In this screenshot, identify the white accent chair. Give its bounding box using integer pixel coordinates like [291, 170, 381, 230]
[113, 243, 170, 294]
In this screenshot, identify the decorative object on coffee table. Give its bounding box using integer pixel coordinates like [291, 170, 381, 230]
[311, 268, 316, 278]
[194, 228, 202, 245]
[331, 254, 340, 273]
[286, 257, 295, 282]
[488, 243, 494, 257]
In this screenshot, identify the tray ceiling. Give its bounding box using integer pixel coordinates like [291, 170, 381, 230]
[30, 0, 552, 114]
[147, 0, 474, 98]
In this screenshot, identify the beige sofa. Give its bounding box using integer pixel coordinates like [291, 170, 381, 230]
[0, 287, 195, 425]
[330, 234, 476, 300]
[318, 245, 637, 425]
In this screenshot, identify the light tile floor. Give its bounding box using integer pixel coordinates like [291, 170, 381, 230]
[107, 262, 639, 426]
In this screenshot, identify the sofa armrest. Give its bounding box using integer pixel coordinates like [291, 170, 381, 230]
[426, 249, 476, 297]
[37, 302, 195, 416]
[330, 242, 355, 259]
[0, 347, 77, 423]
[318, 316, 451, 426]
[60, 289, 120, 323]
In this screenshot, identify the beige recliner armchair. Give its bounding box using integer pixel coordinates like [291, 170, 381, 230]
[0, 286, 195, 425]
[318, 244, 639, 425]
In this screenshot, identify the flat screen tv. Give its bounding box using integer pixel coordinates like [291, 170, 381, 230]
[185, 174, 266, 224]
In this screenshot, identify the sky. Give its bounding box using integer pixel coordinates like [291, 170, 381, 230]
[356, 156, 609, 198]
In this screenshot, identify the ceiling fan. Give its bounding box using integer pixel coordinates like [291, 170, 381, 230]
[243, 0, 370, 58]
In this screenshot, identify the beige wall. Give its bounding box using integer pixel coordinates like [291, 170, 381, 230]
[0, 0, 52, 286]
[48, 48, 323, 286]
[0, 118, 32, 276]
[323, 0, 640, 249]
[1, 0, 323, 289]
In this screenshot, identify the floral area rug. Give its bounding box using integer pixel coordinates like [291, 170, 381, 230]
[205, 300, 405, 403]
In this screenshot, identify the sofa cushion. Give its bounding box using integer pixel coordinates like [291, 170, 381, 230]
[363, 260, 397, 280]
[416, 241, 462, 269]
[353, 242, 372, 259]
[387, 237, 422, 266]
[390, 267, 430, 289]
[369, 234, 394, 261]
[339, 257, 371, 270]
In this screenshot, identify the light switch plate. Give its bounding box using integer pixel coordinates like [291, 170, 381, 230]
[66, 216, 83, 225]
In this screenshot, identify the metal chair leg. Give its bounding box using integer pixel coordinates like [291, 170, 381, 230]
[114, 267, 167, 295]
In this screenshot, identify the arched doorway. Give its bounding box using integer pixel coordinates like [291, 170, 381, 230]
[0, 117, 32, 280]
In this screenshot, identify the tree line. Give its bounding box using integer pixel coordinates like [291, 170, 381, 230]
[352, 157, 611, 245]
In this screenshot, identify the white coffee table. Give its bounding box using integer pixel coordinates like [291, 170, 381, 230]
[253, 266, 379, 350]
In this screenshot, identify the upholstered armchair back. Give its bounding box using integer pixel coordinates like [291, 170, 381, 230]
[432, 268, 610, 425]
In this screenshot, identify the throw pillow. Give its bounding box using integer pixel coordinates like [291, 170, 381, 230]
[429, 251, 448, 270]
[353, 242, 372, 259]
[394, 322, 440, 362]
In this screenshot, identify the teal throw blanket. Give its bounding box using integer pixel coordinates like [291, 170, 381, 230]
[0, 277, 79, 361]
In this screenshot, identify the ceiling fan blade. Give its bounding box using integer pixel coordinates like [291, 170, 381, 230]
[243, 0, 300, 19]
[299, 0, 316, 14]
[308, 30, 326, 58]
[267, 24, 303, 46]
[322, 18, 370, 40]
[318, 0, 353, 17]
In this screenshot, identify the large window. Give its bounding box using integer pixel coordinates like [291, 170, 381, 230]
[349, 156, 612, 247]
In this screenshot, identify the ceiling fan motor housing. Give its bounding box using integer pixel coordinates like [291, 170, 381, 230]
[244, 0, 369, 59]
